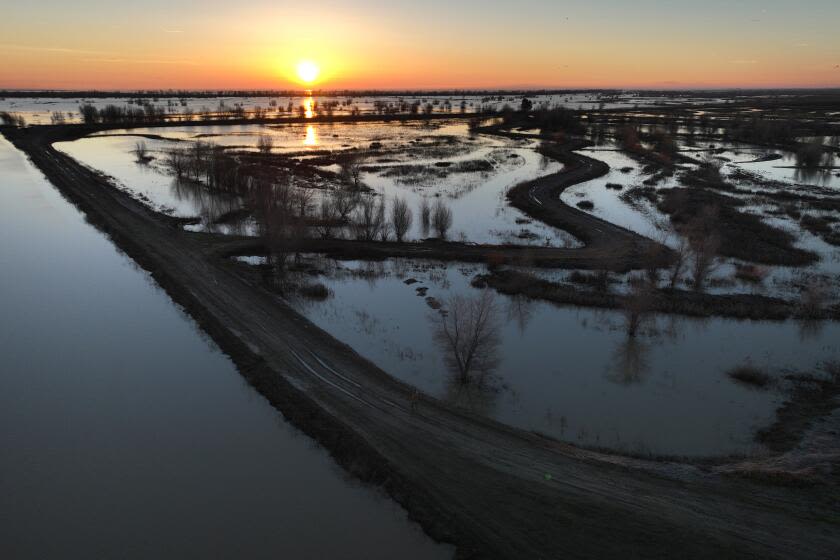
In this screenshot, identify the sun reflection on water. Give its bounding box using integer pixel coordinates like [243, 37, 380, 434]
[304, 125, 318, 146]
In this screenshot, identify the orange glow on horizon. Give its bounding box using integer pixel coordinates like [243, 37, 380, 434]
[1, 4, 838, 91]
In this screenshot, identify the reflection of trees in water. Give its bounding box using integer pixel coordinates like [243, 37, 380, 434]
[170, 177, 243, 226]
[505, 294, 533, 334]
[606, 338, 651, 385]
[443, 375, 499, 417]
[794, 166, 836, 187]
[797, 319, 825, 342]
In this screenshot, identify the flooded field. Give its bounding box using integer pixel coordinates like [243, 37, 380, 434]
[57, 121, 579, 245]
[46, 112, 840, 460]
[0, 137, 451, 558]
[2, 91, 733, 125]
[271, 256, 840, 458]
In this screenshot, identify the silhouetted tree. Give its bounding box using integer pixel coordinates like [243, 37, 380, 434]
[391, 197, 413, 242]
[431, 199, 453, 238]
[433, 291, 501, 385]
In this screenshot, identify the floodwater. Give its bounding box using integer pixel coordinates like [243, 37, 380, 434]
[562, 145, 840, 298]
[57, 122, 579, 246]
[288, 257, 840, 458]
[1, 92, 725, 125]
[0, 137, 451, 558]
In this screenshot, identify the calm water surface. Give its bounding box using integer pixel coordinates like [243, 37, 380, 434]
[0, 137, 451, 559]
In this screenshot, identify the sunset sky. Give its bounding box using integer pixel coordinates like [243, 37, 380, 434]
[2, 0, 839, 90]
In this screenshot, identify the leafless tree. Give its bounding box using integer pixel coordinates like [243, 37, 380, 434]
[391, 197, 413, 242]
[686, 206, 720, 293]
[316, 196, 339, 239]
[432, 291, 502, 385]
[133, 141, 149, 163]
[333, 188, 359, 222]
[377, 197, 390, 241]
[257, 134, 274, 154]
[353, 195, 385, 241]
[431, 199, 453, 239]
[251, 179, 296, 270]
[668, 235, 691, 289]
[339, 151, 365, 190]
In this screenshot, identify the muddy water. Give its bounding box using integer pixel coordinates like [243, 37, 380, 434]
[0, 137, 451, 559]
[289, 258, 840, 458]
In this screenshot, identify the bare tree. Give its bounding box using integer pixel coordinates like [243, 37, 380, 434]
[339, 151, 365, 190]
[687, 207, 720, 293]
[133, 141, 150, 163]
[668, 235, 691, 289]
[251, 179, 296, 271]
[257, 134, 274, 154]
[433, 291, 501, 385]
[377, 197, 390, 241]
[353, 195, 385, 241]
[391, 197, 413, 242]
[431, 199, 453, 239]
[316, 196, 338, 239]
[333, 188, 359, 222]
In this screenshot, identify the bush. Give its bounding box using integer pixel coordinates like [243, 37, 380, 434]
[431, 199, 453, 239]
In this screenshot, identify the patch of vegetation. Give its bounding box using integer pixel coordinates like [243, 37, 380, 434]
[658, 188, 818, 266]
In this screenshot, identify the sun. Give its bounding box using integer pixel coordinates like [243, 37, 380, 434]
[296, 60, 320, 84]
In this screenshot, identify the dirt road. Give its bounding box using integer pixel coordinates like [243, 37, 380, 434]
[4, 124, 839, 559]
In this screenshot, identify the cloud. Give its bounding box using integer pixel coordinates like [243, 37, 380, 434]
[162, 28, 184, 34]
[729, 59, 758, 65]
